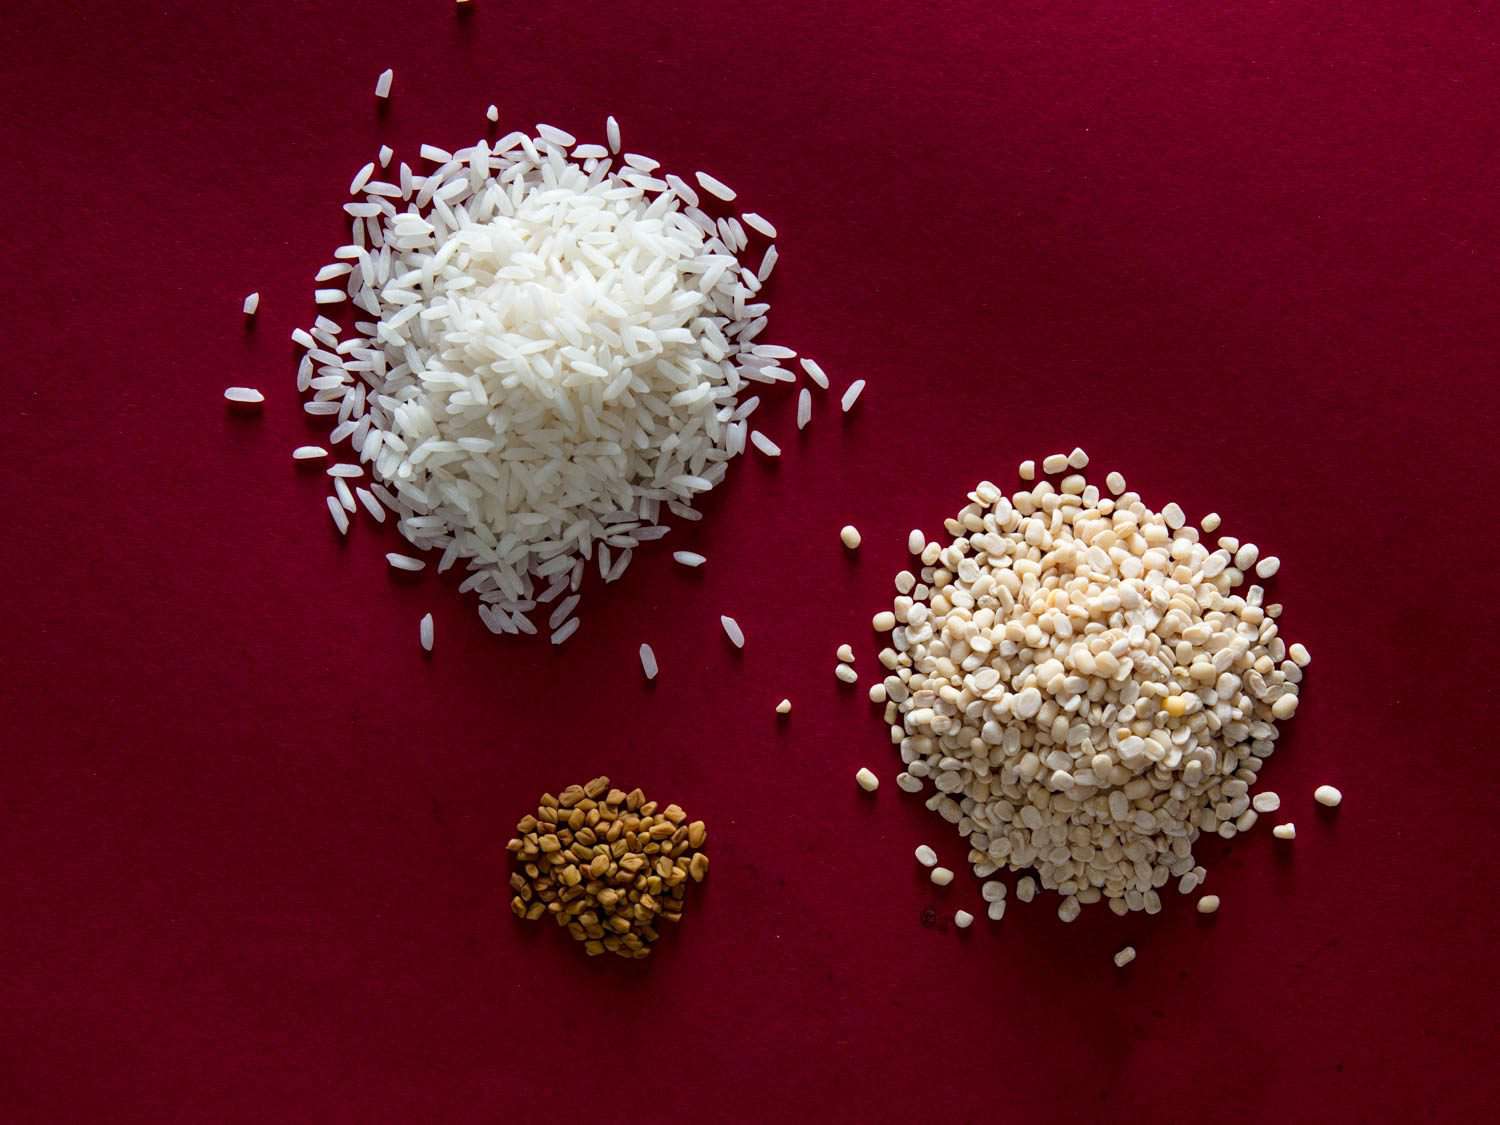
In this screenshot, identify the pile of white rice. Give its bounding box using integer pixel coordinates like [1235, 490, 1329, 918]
[295, 120, 808, 640]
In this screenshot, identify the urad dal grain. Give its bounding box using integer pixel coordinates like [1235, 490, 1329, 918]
[874, 453, 1310, 919]
[507, 776, 708, 958]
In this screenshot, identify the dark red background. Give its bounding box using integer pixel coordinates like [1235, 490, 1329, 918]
[4, 1, 1498, 1120]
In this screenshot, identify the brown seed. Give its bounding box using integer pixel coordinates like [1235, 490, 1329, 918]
[566, 808, 585, 831]
[689, 853, 710, 882]
[626, 788, 645, 811]
[584, 939, 605, 956]
[589, 853, 610, 878]
[559, 785, 584, 808]
[510, 896, 526, 918]
[560, 865, 582, 887]
[538, 834, 561, 853]
[516, 814, 538, 833]
[574, 827, 597, 846]
[584, 776, 610, 799]
[606, 788, 627, 806]
[539, 793, 559, 809]
[525, 902, 546, 921]
[688, 821, 707, 848]
[537, 806, 558, 823]
[663, 803, 686, 825]
[639, 801, 658, 817]
[570, 842, 594, 863]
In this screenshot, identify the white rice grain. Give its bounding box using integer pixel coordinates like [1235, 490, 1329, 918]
[242, 292, 259, 316]
[551, 617, 581, 645]
[387, 553, 425, 571]
[750, 431, 781, 457]
[293, 445, 327, 460]
[741, 212, 777, 239]
[374, 68, 393, 99]
[327, 496, 349, 534]
[695, 171, 737, 201]
[639, 643, 658, 680]
[419, 612, 433, 651]
[797, 388, 811, 430]
[224, 387, 264, 405]
[800, 358, 829, 389]
[840, 379, 866, 412]
[355, 487, 386, 523]
[606, 115, 621, 153]
[673, 551, 707, 567]
[720, 615, 745, 647]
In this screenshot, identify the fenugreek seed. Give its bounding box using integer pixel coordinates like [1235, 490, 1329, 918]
[511, 896, 527, 917]
[559, 785, 584, 807]
[689, 853, 709, 882]
[538, 834, 561, 853]
[516, 814, 538, 833]
[539, 793, 559, 809]
[584, 776, 610, 799]
[688, 821, 707, 847]
[626, 788, 644, 811]
[561, 865, 582, 886]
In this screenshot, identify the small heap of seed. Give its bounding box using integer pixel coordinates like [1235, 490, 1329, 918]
[507, 775, 708, 958]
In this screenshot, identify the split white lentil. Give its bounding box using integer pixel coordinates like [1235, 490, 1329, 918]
[930, 866, 954, 886]
[1252, 791, 1281, 813]
[837, 643, 855, 663]
[835, 664, 858, 684]
[873, 611, 897, 632]
[1197, 895, 1220, 914]
[1019, 459, 1036, 481]
[872, 454, 1311, 918]
[1042, 453, 1069, 474]
[1113, 945, 1136, 968]
[954, 909, 974, 928]
[986, 899, 1006, 921]
[1272, 822, 1296, 839]
[915, 844, 937, 866]
[840, 525, 862, 549]
[855, 766, 880, 792]
[908, 529, 926, 555]
[1315, 785, 1342, 807]
[776, 698, 791, 715]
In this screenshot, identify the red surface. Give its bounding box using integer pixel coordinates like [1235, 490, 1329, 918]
[3, 2, 1498, 1121]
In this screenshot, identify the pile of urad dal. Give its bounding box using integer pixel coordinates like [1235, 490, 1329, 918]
[293, 120, 804, 642]
[876, 453, 1308, 920]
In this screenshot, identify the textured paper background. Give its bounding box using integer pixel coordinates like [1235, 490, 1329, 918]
[2, 1, 1497, 1120]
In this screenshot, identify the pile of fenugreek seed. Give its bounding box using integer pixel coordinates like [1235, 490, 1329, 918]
[507, 775, 709, 958]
